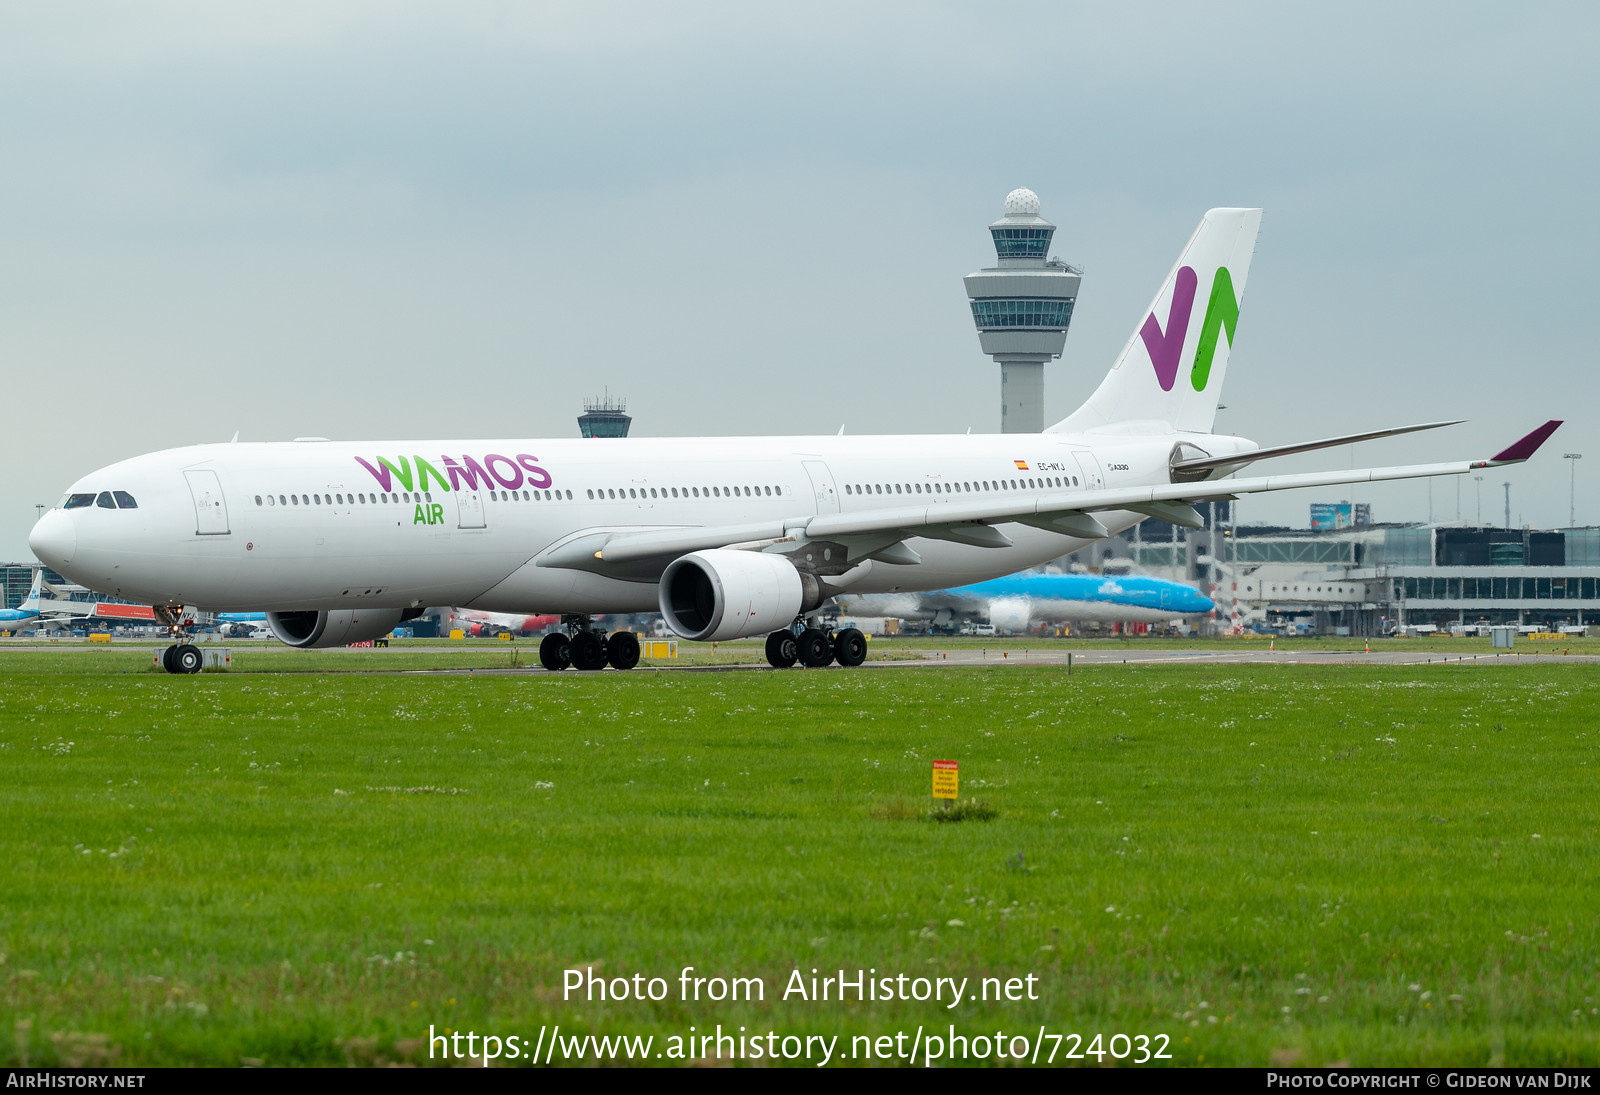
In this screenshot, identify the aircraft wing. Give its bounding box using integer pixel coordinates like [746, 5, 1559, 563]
[578, 421, 1560, 570]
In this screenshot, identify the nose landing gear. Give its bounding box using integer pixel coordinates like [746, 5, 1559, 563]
[160, 643, 204, 674]
[154, 605, 204, 674]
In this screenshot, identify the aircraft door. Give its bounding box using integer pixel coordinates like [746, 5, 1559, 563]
[1072, 451, 1105, 491]
[456, 490, 486, 529]
[802, 460, 840, 514]
[184, 470, 230, 535]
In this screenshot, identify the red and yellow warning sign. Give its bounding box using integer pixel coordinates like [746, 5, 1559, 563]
[932, 759, 959, 800]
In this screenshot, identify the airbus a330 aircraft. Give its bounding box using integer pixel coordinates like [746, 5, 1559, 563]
[28, 208, 1560, 673]
[837, 572, 1215, 631]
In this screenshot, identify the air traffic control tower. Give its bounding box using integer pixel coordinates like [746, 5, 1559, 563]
[964, 188, 1081, 433]
[577, 393, 631, 438]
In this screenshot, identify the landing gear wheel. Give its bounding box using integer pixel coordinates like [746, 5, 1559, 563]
[174, 644, 203, 674]
[161, 645, 178, 674]
[606, 631, 640, 671]
[833, 627, 867, 667]
[765, 630, 798, 668]
[569, 630, 609, 671]
[796, 627, 833, 668]
[538, 632, 571, 671]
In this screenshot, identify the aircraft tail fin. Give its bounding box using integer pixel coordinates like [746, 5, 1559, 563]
[21, 568, 43, 611]
[1049, 207, 1262, 435]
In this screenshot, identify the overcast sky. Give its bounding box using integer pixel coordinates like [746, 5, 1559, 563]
[3, 1, 1596, 558]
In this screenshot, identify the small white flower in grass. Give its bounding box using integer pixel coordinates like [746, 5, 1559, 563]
[1105, 905, 1116, 914]
[1532, 833, 1542, 839]
[1408, 983, 1422, 992]
[1420, 991, 1432, 1001]
[1318, 996, 1330, 1003]
[946, 919, 964, 928]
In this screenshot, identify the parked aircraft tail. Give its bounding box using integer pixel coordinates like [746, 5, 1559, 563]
[1050, 207, 1262, 436]
[21, 568, 43, 611]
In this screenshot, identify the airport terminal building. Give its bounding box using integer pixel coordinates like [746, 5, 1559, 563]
[1066, 512, 1600, 636]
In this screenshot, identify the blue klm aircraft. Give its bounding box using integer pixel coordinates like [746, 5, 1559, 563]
[837, 571, 1213, 630]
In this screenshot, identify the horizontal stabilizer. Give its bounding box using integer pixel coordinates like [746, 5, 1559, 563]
[1171, 420, 1463, 475]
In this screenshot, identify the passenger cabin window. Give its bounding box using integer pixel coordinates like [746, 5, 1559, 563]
[113, 491, 138, 509]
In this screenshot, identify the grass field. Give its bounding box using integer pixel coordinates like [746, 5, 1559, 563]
[3, 652, 1600, 1066]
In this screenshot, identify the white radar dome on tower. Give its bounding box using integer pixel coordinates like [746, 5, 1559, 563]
[1003, 188, 1041, 217]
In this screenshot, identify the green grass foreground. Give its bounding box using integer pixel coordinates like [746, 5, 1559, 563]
[3, 656, 1599, 1066]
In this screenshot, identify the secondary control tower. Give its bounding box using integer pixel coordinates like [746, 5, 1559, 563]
[964, 188, 1081, 433]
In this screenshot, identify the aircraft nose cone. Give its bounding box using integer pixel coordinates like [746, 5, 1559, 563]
[29, 509, 76, 567]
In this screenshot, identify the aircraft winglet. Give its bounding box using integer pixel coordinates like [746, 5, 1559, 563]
[1478, 420, 1563, 466]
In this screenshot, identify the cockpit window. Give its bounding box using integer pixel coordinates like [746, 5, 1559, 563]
[113, 491, 138, 509]
[96, 491, 116, 509]
[63, 493, 95, 509]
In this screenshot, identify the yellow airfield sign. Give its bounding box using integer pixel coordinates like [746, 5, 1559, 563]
[932, 760, 959, 800]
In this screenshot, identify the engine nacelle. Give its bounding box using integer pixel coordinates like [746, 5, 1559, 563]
[267, 608, 416, 649]
[988, 597, 1033, 635]
[659, 549, 820, 642]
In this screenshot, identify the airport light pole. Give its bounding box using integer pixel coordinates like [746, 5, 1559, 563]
[1473, 476, 1483, 526]
[1565, 454, 1582, 527]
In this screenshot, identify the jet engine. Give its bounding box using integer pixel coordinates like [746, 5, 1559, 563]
[266, 607, 421, 649]
[659, 549, 824, 642]
[987, 597, 1033, 636]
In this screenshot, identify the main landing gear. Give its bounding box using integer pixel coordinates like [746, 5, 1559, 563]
[538, 616, 641, 672]
[765, 622, 867, 669]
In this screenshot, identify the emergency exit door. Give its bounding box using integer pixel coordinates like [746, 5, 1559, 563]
[803, 461, 840, 514]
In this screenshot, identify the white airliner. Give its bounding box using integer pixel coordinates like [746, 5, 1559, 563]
[28, 208, 1560, 673]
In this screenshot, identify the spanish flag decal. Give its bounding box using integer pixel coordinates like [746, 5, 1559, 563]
[1013, 459, 1029, 470]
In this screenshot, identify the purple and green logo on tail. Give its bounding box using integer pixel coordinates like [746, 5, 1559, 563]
[1140, 266, 1240, 393]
